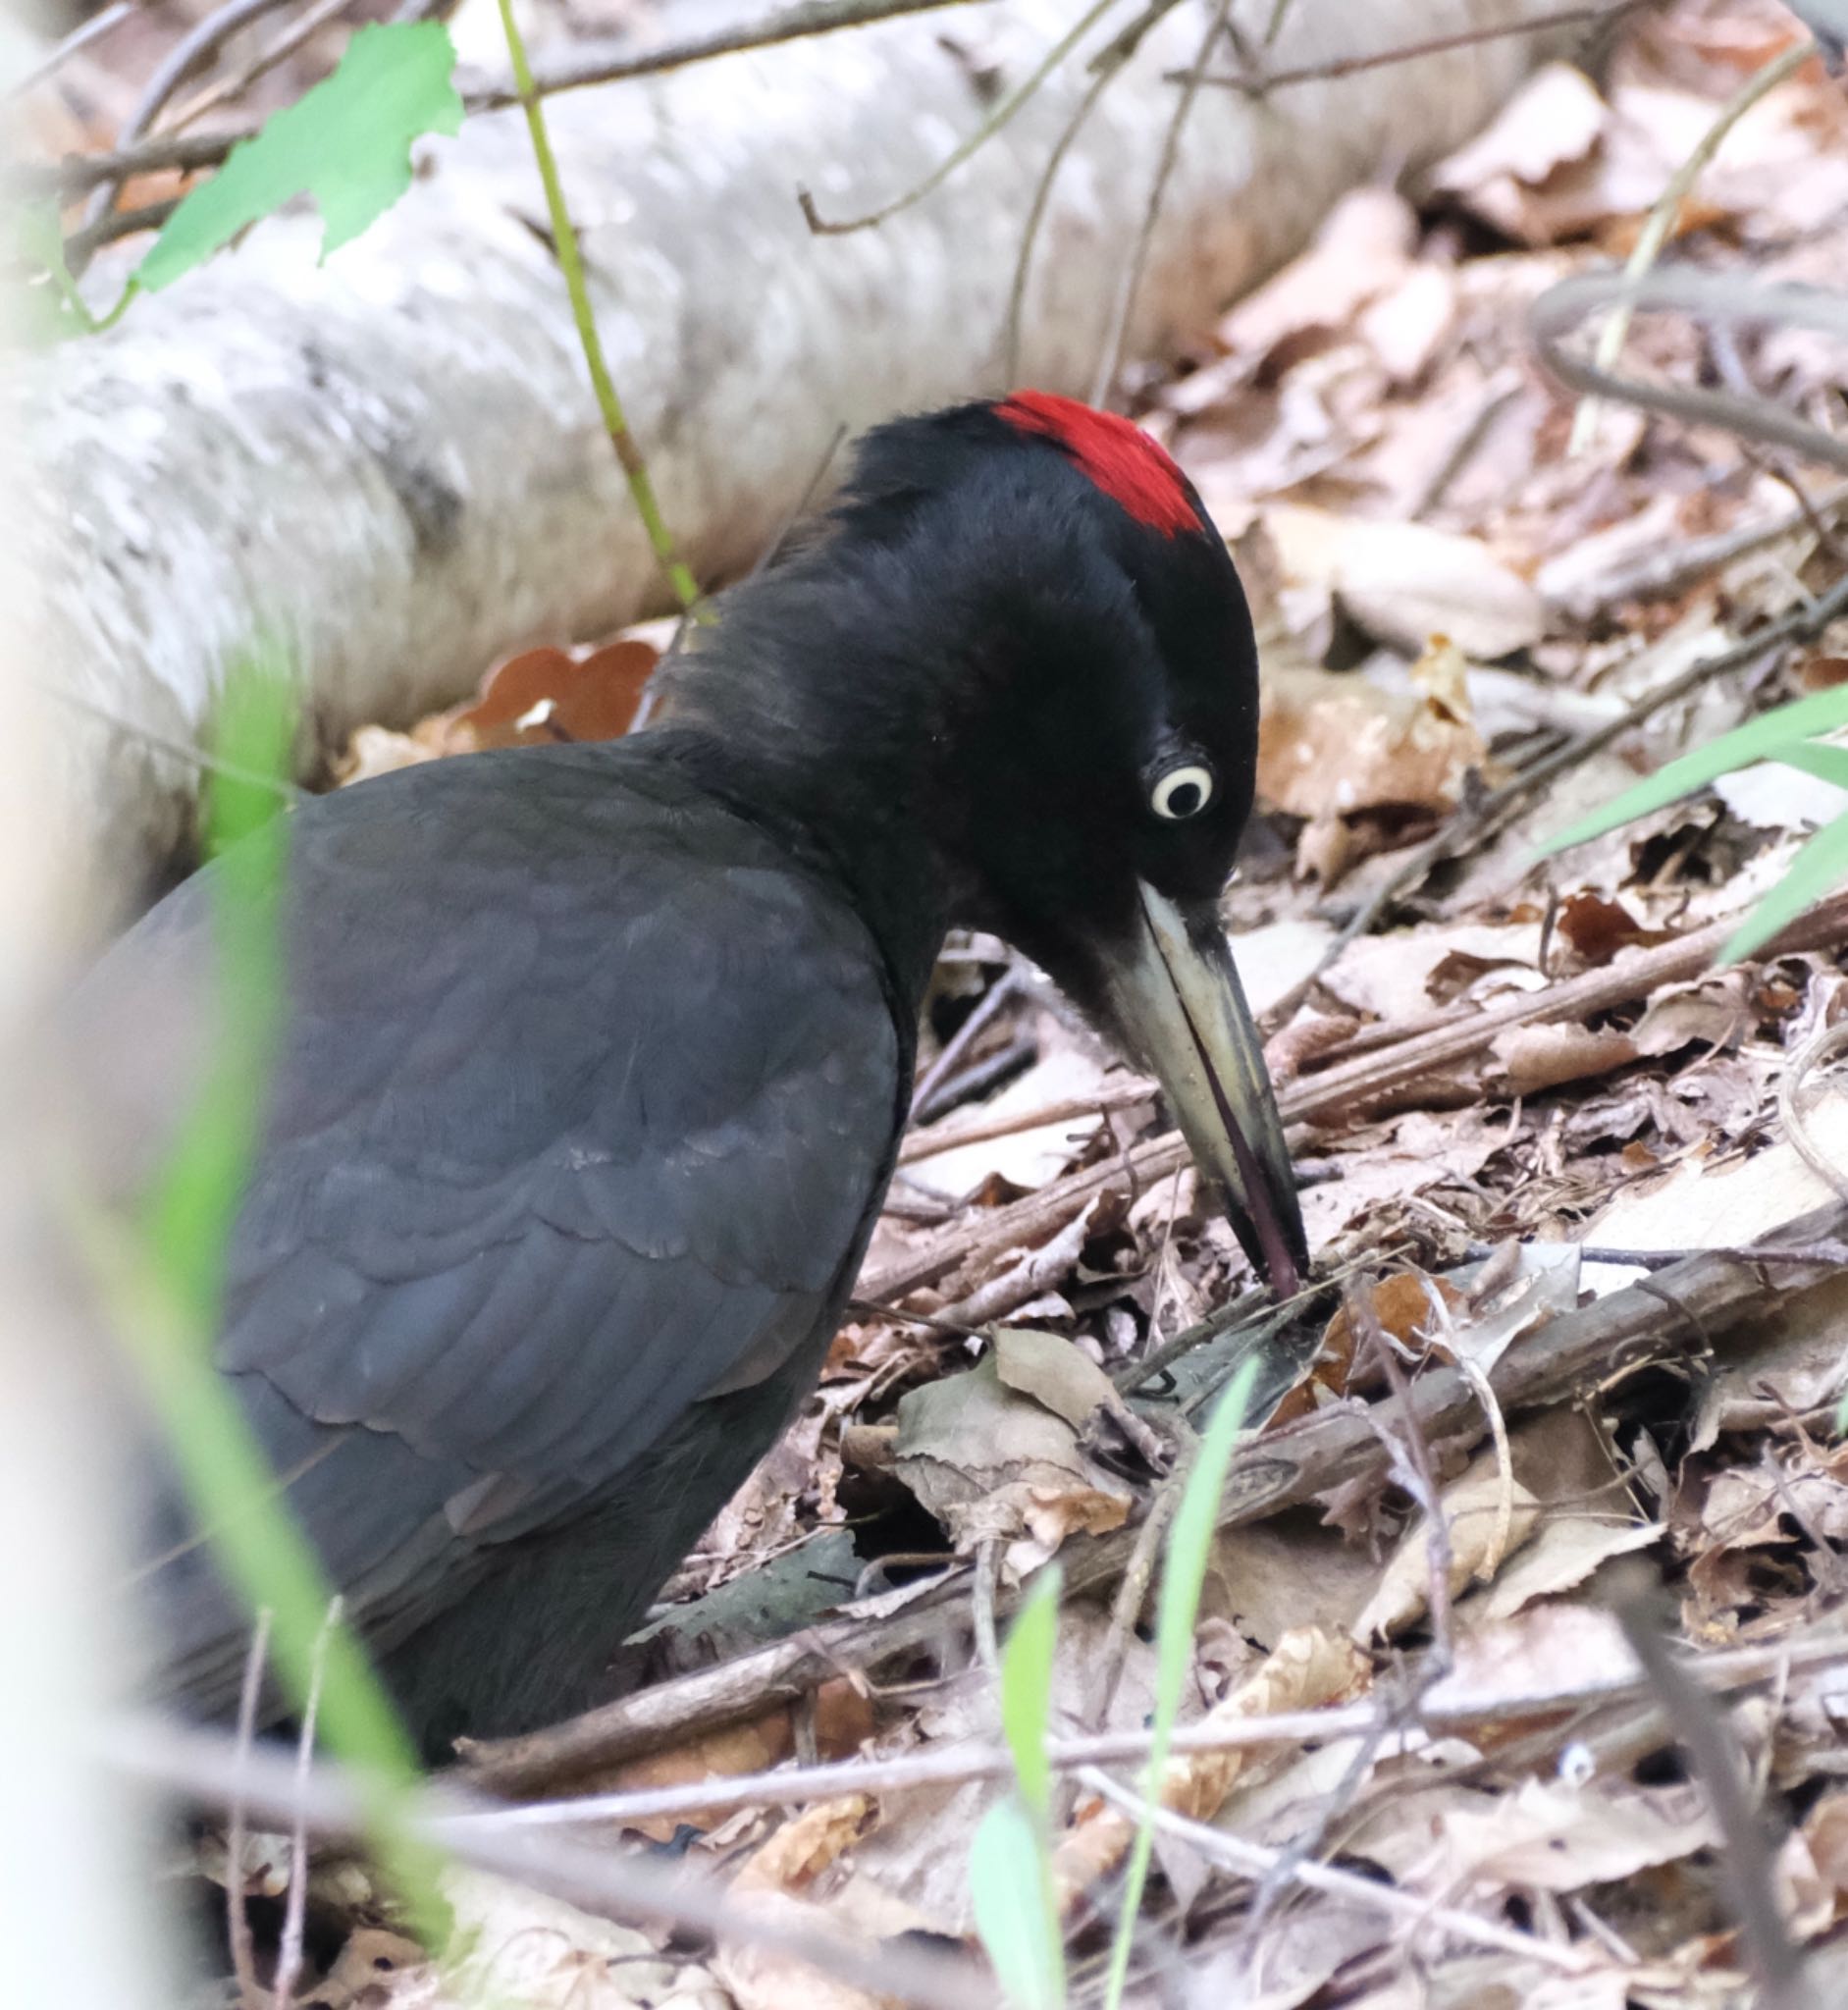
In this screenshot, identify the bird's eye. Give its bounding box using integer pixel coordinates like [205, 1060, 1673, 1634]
[1149, 762, 1215, 821]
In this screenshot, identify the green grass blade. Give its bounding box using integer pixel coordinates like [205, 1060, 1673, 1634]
[998, 1564, 1061, 1828]
[1101, 1355, 1261, 2010]
[971, 1564, 1066, 2008]
[971, 1799, 1066, 2010]
[1539, 683, 1848, 856]
[82, 653, 449, 1942]
[1722, 805, 1848, 962]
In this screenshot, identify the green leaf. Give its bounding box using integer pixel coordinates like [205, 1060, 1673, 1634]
[971, 1799, 1066, 2010]
[1538, 682, 1848, 856]
[997, 1565, 1061, 1829]
[136, 24, 462, 292]
[1722, 805, 1848, 962]
[1102, 1356, 1261, 2010]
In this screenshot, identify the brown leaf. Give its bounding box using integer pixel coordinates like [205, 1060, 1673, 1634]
[1049, 1626, 1368, 1912]
[453, 637, 660, 749]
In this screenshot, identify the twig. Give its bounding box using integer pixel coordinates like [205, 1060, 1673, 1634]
[227, 1613, 273, 2010]
[912, 967, 1022, 1120]
[34, 0, 989, 194]
[1543, 482, 1848, 620]
[76, 0, 302, 269]
[1569, 37, 1815, 453]
[1562, 1239, 1848, 1267]
[1409, 370, 1526, 520]
[3, 0, 134, 102]
[1001, 0, 1168, 385]
[799, 0, 1119, 235]
[1088, 0, 1231, 405]
[1533, 267, 1848, 478]
[457, 1201, 1847, 1790]
[494, 0, 699, 612]
[1077, 1769, 1599, 1972]
[1779, 1018, 1848, 1201]
[61, 196, 181, 265]
[1300, 571, 1848, 983]
[901, 1077, 1152, 1166]
[868, 890, 1848, 1309]
[1081, 1418, 1195, 1731]
[103, 1717, 985, 2010]
[274, 1598, 340, 2010]
[171, 0, 357, 133]
[31, 677, 304, 805]
[465, 0, 990, 110]
[1182, 1, 1641, 92]
[1348, 1277, 1453, 1666]
[972, 1537, 1001, 1675]
[408, 1627, 1848, 1829]
[1617, 1608, 1819, 2010]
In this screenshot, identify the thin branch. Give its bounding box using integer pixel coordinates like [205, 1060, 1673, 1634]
[1294, 568, 1848, 990]
[458, 1191, 1848, 1790]
[3, 0, 135, 103]
[62, 196, 181, 265]
[1076, 1769, 1600, 1974]
[1347, 1277, 1454, 1667]
[799, 0, 1119, 236]
[33, 0, 992, 197]
[274, 1599, 340, 2010]
[495, 0, 700, 611]
[1002, 0, 1171, 387]
[1569, 37, 1815, 452]
[1182, 0, 1642, 92]
[1533, 267, 1848, 478]
[1616, 1609, 1818, 2010]
[1779, 1019, 1848, 1201]
[227, 1613, 272, 2010]
[106, 1716, 987, 2010]
[171, 0, 359, 133]
[76, 0, 303, 269]
[33, 676, 304, 805]
[1089, 0, 1231, 405]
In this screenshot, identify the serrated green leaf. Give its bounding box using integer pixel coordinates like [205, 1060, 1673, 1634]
[1538, 682, 1848, 857]
[136, 23, 461, 293]
[1722, 805, 1848, 962]
[998, 1565, 1060, 1829]
[971, 1799, 1066, 2010]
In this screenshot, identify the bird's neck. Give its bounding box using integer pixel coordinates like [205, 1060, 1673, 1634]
[642, 584, 974, 1007]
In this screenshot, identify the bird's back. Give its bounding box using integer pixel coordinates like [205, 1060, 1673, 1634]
[76, 736, 909, 1742]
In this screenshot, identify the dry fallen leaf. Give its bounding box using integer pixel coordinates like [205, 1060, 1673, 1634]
[1263, 502, 1547, 659]
[1050, 1625, 1369, 1911]
[1353, 1445, 1542, 1640]
[891, 1349, 1132, 1565]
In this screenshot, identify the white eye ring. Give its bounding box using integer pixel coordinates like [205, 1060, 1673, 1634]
[1149, 763, 1215, 821]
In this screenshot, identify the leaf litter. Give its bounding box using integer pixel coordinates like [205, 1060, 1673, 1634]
[149, 0, 1848, 2001]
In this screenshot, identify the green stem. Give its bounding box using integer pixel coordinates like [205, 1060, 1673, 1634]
[494, 0, 701, 612]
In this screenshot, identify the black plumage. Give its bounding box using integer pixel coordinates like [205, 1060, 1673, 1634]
[79, 394, 1306, 1752]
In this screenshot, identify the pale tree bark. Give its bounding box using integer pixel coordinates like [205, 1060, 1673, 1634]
[23, 0, 1558, 891]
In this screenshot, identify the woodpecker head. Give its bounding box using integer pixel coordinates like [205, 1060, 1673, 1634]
[657, 392, 1305, 1296]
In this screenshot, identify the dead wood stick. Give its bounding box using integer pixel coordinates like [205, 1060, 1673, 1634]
[441, 1628, 1848, 1827]
[862, 890, 1848, 1304]
[457, 1199, 1846, 1791]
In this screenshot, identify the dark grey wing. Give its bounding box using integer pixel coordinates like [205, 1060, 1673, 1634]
[78, 746, 904, 1705]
